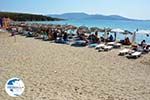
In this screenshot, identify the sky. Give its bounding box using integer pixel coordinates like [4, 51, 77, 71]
[0, 0, 150, 20]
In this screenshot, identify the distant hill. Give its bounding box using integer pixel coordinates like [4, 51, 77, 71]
[0, 12, 62, 21]
[48, 13, 140, 21]
[48, 13, 89, 20]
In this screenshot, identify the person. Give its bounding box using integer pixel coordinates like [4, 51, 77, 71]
[11, 27, 17, 36]
[2, 17, 6, 28]
[123, 37, 131, 45]
[140, 40, 146, 48]
[42, 30, 48, 40]
[48, 29, 53, 40]
[11, 27, 17, 42]
[0, 18, 2, 28]
[88, 34, 94, 43]
[76, 30, 80, 37]
[95, 31, 100, 43]
[108, 35, 114, 42]
[63, 31, 68, 41]
[140, 40, 150, 51]
[88, 31, 100, 44]
[53, 30, 58, 40]
[5, 17, 10, 29]
[125, 37, 131, 45]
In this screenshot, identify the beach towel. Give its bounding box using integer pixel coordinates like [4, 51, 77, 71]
[88, 43, 98, 48]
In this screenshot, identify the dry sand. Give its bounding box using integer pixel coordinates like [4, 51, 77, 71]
[0, 32, 150, 100]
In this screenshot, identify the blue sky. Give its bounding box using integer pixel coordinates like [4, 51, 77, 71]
[0, 0, 149, 20]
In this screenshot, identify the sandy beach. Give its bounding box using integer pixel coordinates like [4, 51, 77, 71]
[0, 32, 150, 100]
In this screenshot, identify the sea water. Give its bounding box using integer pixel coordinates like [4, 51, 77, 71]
[28, 19, 150, 43]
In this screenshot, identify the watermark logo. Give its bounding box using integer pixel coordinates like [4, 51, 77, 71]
[5, 77, 25, 97]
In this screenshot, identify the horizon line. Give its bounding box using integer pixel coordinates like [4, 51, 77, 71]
[0, 11, 150, 20]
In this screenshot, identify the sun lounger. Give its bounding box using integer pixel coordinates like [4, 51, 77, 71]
[22, 31, 28, 36]
[113, 43, 122, 48]
[95, 44, 105, 49]
[143, 47, 150, 53]
[119, 48, 130, 56]
[126, 51, 142, 59]
[107, 42, 121, 48]
[107, 42, 115, 46]
[35, 35, 44, 39]
[71, 40, 87, 47]
[96, 44, 113, 52]
[103, 46, 113, 51]
[0, 29, 7, 32]
[98, 48, 104, 52]
[55, 39, 67, 44]
[43, 35, 49, 41]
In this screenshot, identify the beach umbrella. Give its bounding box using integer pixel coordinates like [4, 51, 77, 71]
[78, 26, 90, 33]
[50, 25, 57, 29]
[111, 28, 133, 40]
[79, 26, 88, 30]
[111, 28, 133, 35]
[55, 25, 62, 29]
[90, 27, 101, 32]
[132, 29, 150, 44]
[59, 25, 67, 31]
[65, 25, 78, 35]
[124, 30, 133, 35]
[136, 30, 150, 36]
[111, 28, 125, 33]
[111, 28, 124, 40]
[66, 25, 77, 30]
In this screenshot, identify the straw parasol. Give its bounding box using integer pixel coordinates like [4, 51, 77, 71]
[66, 25, 77, 30]
[78, 26, 90, 33]
[136, 30, 150, 36]
[90, 27, 101, 32]
[111, 28, 133, 41]
[111, 28, 125, 33]
[132, 29, 150, 44]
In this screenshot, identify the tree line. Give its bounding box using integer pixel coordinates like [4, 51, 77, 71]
[0, 12, 62, 21]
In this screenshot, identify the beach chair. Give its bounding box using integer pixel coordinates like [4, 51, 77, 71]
[71, 40, 87, 47]
[103, 45, 113, 51]
[113, 43, 122, 48]
[107, 42, 115, 46]
[95, 44, 105, 49]
[43, 35, 49, 41]
[96, 44, 113, 52]
[126, 51, 142, 59]
[22, 31, 28, 36]
[55, 38, 68, 44]
[26, 32, 34, 37]
[0, 29, 7, 32]
[35, 35, 44, 39]
[143, 47, 150, 53]
[119, 48, 130, 56]
[107, 42, 121, 48]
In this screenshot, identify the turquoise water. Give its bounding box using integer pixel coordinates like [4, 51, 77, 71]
[28, 19, 150, 43]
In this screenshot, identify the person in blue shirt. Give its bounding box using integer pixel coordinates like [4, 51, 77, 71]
[109, 35, 114, 42]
